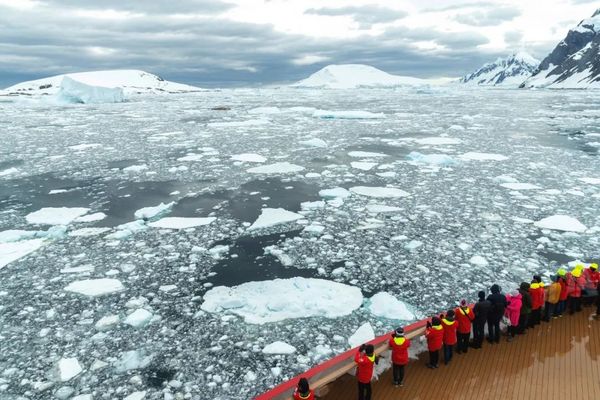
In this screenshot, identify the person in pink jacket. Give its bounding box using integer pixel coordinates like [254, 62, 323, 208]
[505, 292, 522, 342]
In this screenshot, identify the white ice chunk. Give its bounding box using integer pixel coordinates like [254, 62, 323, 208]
[231, 153, 267, 163]
[407, 151, 456, 166]
[534, 215, 587, 233]
[74, 212, 107, 223]
[55, 357, 83, 382]
[350, 186, 409, 198]
[248, 208, 303, 231]
[201, 277, 363, 324]
[124, 391, 146, 400]
[262, 341, 297, 354]
[578, 177, 600, 185]
[95, 315, 120, 331]
[0, 167, 19, 176]
[114, 350, 153, 373]
[367, 292, 415, 320]
[365, 205, 402, 213]
[459, 152, 508, 161]
[415, 137, 461, 145]
[64, 279, 125, 297]
[351, 162, 377, 171]
[500, 183, 541, 190]
[319, 187, 351, 199]
[124, 309, 153, 328]
[69, 227, 111, 237]
[148, 217, 216, 229]
[26, 207, 90, 225]
[469, 255, 489, 267]
[348, 323, 375, 348]
[123, 164, 148, 173]
[0, 230, 42, 243]
[313, 110, 385, 119]
[247, 162, 305, 175]
[299, 138, 328, 148]
[348, 151, 388, 158]
[134, 202, 174, 220]
[0, 239, 46, 269]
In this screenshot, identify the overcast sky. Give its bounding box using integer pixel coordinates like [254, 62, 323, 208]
[0, 0, 597, 87]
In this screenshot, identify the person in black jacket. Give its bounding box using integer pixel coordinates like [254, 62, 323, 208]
[486, 284, 508, 344]
[517, 282, 532, 334]
[472, 291, 491, 349]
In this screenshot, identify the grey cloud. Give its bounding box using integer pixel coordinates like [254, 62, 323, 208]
[0, 2, 517, 88]
[435, 31, 490, 48]
[305, 5, 407, 27]
[504, 31, 523, 45]
[39, 0, 233, 14]
[454, 6, 521, 26]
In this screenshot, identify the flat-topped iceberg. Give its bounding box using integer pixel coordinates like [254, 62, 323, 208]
[534, 215, 587, 233]
[248, 208, 303, 231]
[201, 277, 363, 324]
[367, 292, 415, 320]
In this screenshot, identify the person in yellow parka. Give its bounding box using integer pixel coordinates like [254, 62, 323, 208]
[543, 275, 561, 321]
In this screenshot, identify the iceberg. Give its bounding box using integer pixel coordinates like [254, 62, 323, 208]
[201, 277, 363, 324]
[55, 76, 124, 104]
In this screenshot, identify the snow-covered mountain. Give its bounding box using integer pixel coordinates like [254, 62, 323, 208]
[460, 52, 539, 86]
[291, 64, 429, 89]
[521, 9, 600, 89]
[2, 70, 200, 96]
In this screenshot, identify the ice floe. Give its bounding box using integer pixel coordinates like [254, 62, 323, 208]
[248, 208, 303, 231]
[319, 187, 351, 199]
[299, 138, 328, 148]
[350, 186, 409, 198]
[0, 239, 46, 269]
[64, 278, 125, 297]
[0, 167, 19, 176]
[26, 207, 90, 225]
[469, 255, 489, 267]
[74, 212, 107, 223]
[262, 341, 297, 355]
[407, 151, 456, 166]
[54, 357, 83, 382]
[365, 205, 402, 213]
[247, 162, 305, 175]
[351, 162, 377, 171]
[415, 137, 461, 146]
[231, 153, 267, 163]
[459, 152, 509, 161]
[124, 309, 154, 328]
[578, 177, 600, 185]
[500, 183, 541, 190]
[313, 110, 385, 119]
[367, 292, 415, 320]
[134, 202, 174, 220]
[348, 151, 388, 158]
[534, 215, 587, 232]
[201, 277, 363, 324]
[148, 217, 216, 229]
[348, 322, 375, 348]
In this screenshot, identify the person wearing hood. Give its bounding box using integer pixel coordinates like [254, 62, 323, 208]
[425, 316, 444, 369]
[355, 343, 378, 400]
[567, 265, 585, 314]
[472, 291, 491, 349]
[557, 268, 568, 316]
[544, 275, 561, 321]
[486, 284, 508, 344]
[517, 282, 532, 334]
[455, 299, 474, 354]
[441, 309, 458, 364]
[529, 275, 545, 327]
[505, 291, 522, 341]
[293, 377, 315, 400]
[583, 263, 599, 306]
[388, 327, 411, 386]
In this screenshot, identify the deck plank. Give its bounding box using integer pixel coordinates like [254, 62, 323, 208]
[322, 310, 599, 400]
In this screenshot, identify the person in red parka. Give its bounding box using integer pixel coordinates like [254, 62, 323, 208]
[441, 309, 458, 365]
[557, 269, 568, 316]
[388, 327, 411, 386]
[567, 266, 586, 314]
[583, 263, 599, 306]
[293, 377, 315, 400]
[455, 300, 474, 354]
[529, 275, 545, 327]
[355, 343, 378, 400]
[425, 316, 444, 369]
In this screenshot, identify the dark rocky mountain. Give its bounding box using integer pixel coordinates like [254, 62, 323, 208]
[460, 52, 539, 86]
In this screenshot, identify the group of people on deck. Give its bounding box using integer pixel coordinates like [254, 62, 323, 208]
[292, 263, 600, 400]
